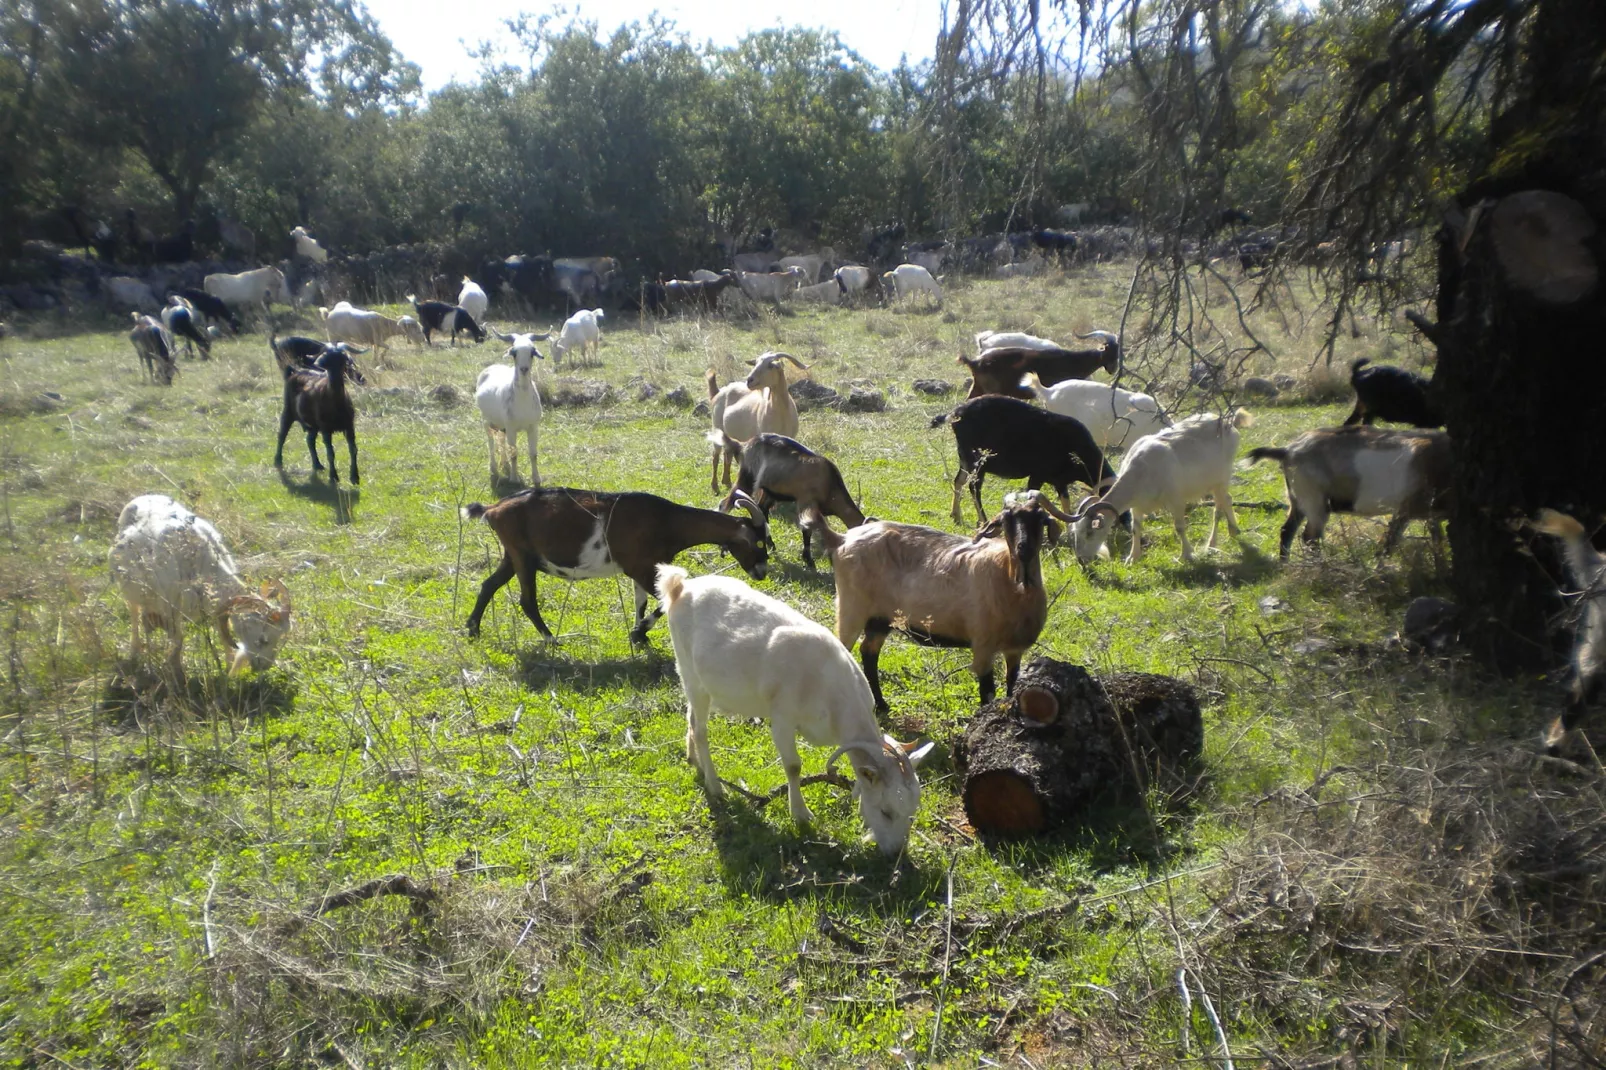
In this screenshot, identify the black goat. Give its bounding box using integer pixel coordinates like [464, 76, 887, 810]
[173, 288, 241, 334]
[161, 299, 210, 359]
[1343, 358, 1442, 428]
[718, 433, 866, 570]
[933, 395, 1116, 526]
[664, 273, 736, 315]
[274, 345, 363, 484]
[407, 294, 487, 345]
[958, 331, 1122, 400]
[462, 487, 771, 645]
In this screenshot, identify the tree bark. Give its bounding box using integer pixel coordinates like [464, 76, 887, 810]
[956, 659, 1203, 837]
[1435, 0, 1606, 672]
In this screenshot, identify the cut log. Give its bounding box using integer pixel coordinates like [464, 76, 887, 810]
[957, 659, 1203, 837]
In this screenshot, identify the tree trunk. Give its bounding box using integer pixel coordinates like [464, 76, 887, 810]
[956, 659, 1203, 837]
[1435, 0, 1606, 673]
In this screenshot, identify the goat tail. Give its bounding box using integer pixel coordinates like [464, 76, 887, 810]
[1243, 446, 1287, 466]
[929, 411, 952, 429]
[1532, 508, 1585, 540]
[1351, 357, 1372, 376]
[1231, 408, 1255, 429]
[461, 503, 488, 521]
[705, 368, 719, 399]
[655, 563, 688, 609]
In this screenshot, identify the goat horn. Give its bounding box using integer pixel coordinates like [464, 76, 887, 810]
[1074, 329, 1119, 347]
[826, 741, 882, 773]
[489, 325, 516, 343]
[776, 352, 810, 370]
[730, 490, 767, 530]
[1035, 496, 1079, 523]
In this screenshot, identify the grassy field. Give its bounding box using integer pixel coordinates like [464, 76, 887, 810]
[0, 266, 1598, 1068]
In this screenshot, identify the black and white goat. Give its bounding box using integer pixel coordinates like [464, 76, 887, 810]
[959, 330, 1121, 400]
[161, 296, 211, 360]
[407, 294, 487, 346]
[1343, 358, 1441, 428]
[718, 434, 866, 570]
[173, 288, 241, 334]
[463, 487, 772, 646]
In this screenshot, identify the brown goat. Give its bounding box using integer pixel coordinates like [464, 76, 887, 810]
[463, 487, 771, 645]
[959, 330, 1122, 399]
[273, 344, 365, 484]
[718, 433, 866, 569]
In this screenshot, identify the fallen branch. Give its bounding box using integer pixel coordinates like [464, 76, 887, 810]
[721, 772, 855, 807]
[280, 874, 438, 935]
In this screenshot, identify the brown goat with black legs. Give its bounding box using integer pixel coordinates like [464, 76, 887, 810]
[718, 434, 866, 570]
[804, 491, 1071, 711]
[129, 313, 175, 385]
[273, 343, 365, 484]
[959, 330, 1122, 400]
[463, 487, 772, 646]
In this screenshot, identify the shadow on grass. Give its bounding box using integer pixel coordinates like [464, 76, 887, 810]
[100, 660, 298, 727]
[974, 790, 1195, 876]
[276, 469, 361, 524]
[1162, 539, 1281, 587]
[705, 792, 945, 909]
[768, 558, 838, 592]
[517, 645, 675, 691]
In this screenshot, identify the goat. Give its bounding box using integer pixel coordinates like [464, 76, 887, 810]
[552, 308, 604, 365]
[1343, 358, 1442, 428]
[173, 288, 241, 334]
[806, 491, 1069, 710]
[974, 330, 1062, 352]
[462, 487, 771, 646]
[959, 330, 1122, 400]
[477, 327, 550, 484]
[320, 301, 424, 360]
[657, 564, 932, 854]
[1069, 411, 1253, 564]
[1023, 372, 1169, 450]
[1528, 509, 1606, 753]
[689, 269, 724, 283]
[665, 272, 736, 315]
[775, 248, 836, 283]
[273, 344, 363, 484]
[268, 331, 344, 372]
[932, 394, 1116, 526]
[457, 277, 489, 324]
[161, 297, 211, 360]
[794, 279, 843, 304]
[129, 313, 176, 385]
[108, 494, 292, 682]
[205, 266, 291, 309]
[902, 244, 949, 276]
[407, 294, 487, 346]
[707, 352, 809, 491]
[1244, 425, 1452, 559]
[736, 267, 807, 305]
[880, 263, 942, 306]
[290, 225, 328, 263]
[833, 264, 883, 304]
[718, 433, 866, 570]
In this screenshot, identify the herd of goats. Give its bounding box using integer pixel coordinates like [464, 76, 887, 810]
[71, 239, 1603, 856]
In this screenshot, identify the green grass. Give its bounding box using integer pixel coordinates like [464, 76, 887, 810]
[0, 268, 1586, 1068]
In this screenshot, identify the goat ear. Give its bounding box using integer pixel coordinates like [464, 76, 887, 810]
[906, 742, 934, 766]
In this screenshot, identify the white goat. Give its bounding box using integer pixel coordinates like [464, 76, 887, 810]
[320, 301, 424, 359]
[1022, 372, 1170, 450]
[1072, 411, 1253, 563]
[775, 248, 836, 283]
[204, 266, 291, 308]
[1529, 509, 1606, 752]
[457, 277, 489, 324]
[690, 268, 724, 283]
[552, 308, 604, 365]
[476, 328, 549, 484]
[794, 279, 843, 304]
[290, 225, 328, 263]
[108, 495, 292, 680]
[656, 564, 932, 855]
[706, 351, 809, 491]
[880, 263, 942, 306]
[974, 330, 1063, 352]
[737, 267, 807, 305]
[903, 245, 949, 275]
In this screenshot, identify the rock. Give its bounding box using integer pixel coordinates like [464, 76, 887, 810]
[691, 399, 709, 417]
[545, 378, 612, 407]
[1258, 595, 1288, 615]
[1292, 637, 1334, 656]
[1242, 376, 1280, 399]
[913, 378, 955, 396]
[842, 385, 886, 413]
[664, 386, 692, 408]
[430, 383, 462, 408]
[635, 381, 659, 402]
[1401, 596, 1459, 653]
[789, 378, 841, 412]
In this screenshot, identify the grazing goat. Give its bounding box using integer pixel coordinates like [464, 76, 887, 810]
[932, 395, 1116, 526]
[1023, 372, 1169, 450]
[880, 263, 942, 306]
[902, 244, 949, 275]
[974, 330, 1063, 352]
[806, 491, 1068, 710]
[794, 279, 843, 304]
[205, 266, 292, 309]
[1343, 358, 1442, 428]
[736, 267, 807, 305]
[775, 248, 836, 283]
[290, 225, 328, 263]
[457, 277, 489, 324]
[960, 330, 1121, 400]
[707, 352, 810, 491]
[129, 313, 176, 385]
[833, 264, 883, 304]
[1244, 425, 1452, 559]
[320, 301, 424, 359]
[462, 487, 771, 645]
[173, 288, 241, 334]
[407, 294, 487, 346]
[476, 328, 550, 484]
[108, 494, 292, 682]
[665, 272, 736, 315]
[719, 433, 866, 570]
[1528, 509, 1606, 753]
[274, 345, 363, 484]
[161, 297, 211, 360]
[657, 564, 932, 854]
[1069, 411, 1253, 564]
[552, 308, 604, 365]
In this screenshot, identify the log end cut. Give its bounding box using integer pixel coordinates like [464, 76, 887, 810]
[963, 770, 1047, 836]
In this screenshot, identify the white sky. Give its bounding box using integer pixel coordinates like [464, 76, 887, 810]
[362, 0, 945, 93]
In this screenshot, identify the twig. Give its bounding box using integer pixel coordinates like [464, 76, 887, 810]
[279, 873, 438, 934]
[201, 860, 219, 959]
[1190, 967, 1235, 1070]
[929, 858, 956, 1062]
[721, 771, 855, 808]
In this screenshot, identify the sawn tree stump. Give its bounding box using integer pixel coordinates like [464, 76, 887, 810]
[956, 658, 1203, 837]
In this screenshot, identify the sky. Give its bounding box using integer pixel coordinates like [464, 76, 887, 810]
[362, 0, 945, 93]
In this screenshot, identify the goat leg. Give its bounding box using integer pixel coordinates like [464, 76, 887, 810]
[344, 428, 359, 485]
[860, 623, 892, 713]
[273, 411, 295, 468]
[305, 430, 324, 474]
[465, 556, 515, 637]
[322, 431, 339, 483]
